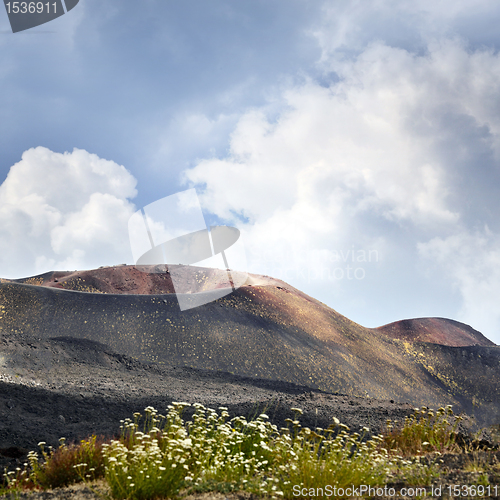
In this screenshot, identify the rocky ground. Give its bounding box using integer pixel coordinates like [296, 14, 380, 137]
[1, 331, 499, 499]
[0, 330, 417, 468]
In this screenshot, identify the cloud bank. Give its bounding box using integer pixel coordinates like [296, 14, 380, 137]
[0, 147, 137, 278]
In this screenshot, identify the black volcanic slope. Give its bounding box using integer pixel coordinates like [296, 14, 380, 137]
[0, 265, 499, 426]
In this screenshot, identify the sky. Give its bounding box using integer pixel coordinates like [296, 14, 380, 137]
[1, 1, 500, 343]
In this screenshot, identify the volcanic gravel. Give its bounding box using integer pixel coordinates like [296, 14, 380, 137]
[1, 330, 497, 500]
[0, 330, 418, 471]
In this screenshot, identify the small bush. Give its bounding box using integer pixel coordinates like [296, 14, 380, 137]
[271, 412, 389, 498]
[103, 403, 280, 499]
[17, 436, 106, 490]
[383, 405, 462, 456]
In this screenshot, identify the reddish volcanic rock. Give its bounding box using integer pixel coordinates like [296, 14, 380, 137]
[374, 317, 495, 347]
[12, 265, 281, 295]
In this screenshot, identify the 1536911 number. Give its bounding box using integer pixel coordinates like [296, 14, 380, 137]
[447, 484, 499, 497]
[5, 2, 57, 14]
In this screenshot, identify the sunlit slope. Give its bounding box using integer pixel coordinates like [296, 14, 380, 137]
[6, 265, 261, 295]
[375, 317, 494, 347]
[1, 268, 499, 425]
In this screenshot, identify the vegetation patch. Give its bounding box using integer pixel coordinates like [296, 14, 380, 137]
[2, 405, 499, 499]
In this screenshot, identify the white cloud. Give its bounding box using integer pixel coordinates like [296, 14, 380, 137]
[0, 147, 138, 278]
[419, 228, 500, 339]
[184, 38, 500, 342]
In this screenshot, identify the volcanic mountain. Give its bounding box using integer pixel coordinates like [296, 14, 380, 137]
[0, 264, 499, 427]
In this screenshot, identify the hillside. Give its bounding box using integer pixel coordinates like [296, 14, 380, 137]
[375, 317, 495, 347]
[0, 264, 499, 426]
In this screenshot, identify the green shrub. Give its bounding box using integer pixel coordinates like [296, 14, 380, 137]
[270, 412, 389, 498]
[383, 405, 462, 456]
[102, 403, 280, 499]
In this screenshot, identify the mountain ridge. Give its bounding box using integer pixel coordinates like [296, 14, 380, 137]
[4, 264, 493, 348]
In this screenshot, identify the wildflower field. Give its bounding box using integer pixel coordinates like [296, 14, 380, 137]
[2, 403, 499, 499]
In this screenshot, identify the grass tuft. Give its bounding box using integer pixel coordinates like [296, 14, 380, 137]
[383, 405, 462, 456]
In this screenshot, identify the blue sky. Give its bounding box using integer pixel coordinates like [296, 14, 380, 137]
[2, 1, 500, 343]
